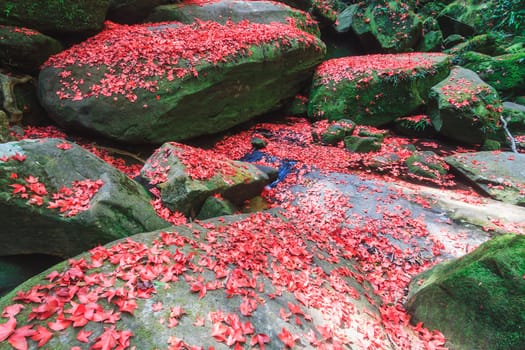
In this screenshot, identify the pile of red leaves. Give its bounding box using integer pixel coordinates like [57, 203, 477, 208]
[314, 53, 447, 85]
[43, 20, 321, 102]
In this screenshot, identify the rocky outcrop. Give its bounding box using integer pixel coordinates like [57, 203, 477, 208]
[146, 0, 321, 36]
[0, 0, 110, 37]
[38, 20, 325, 144]
[139, 142, 272, 217]
[0, 26, 63, 74]
[308, 52, 450, 125]
[407, 234, 525, 350]
[0, 138, 169, 257]
[428, 66, 502, 145]
[445, 151, 525, 206]
[349, 0, 422, 53]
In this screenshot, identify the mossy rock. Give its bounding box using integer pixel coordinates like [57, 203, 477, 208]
[393, 114, 437, 138]
[0, 25, 63, 74]
[444, 151, 525, 206]
[139, 142, 271, 217]
[428, 66, 502, 145]
[311, 119, 356, 145]
[0, 0, 110, 37]
[350, 0, 422, 53]
[344, 135, 382, 153]
[405, 150, 447, 180]
[445, 33, 507, 57]
[308, 52, 450, 125]
[407, 234, 525, 350]
[502, 102, 525, 134]
[196, 196, 237, 220]
[0, 138, 169, 257]
[461, 51, 525, 98]
[146, 0, 321, 37]
[38, 21, 326, 144]
[0, 211, 383, 349]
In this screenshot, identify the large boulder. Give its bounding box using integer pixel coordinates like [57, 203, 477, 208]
[146, 0, 320, 36]
[407, 234, 525, 350]
[38, 20, 326, 144]
[460, 51, 525, 98]
[108, 0, 166, 24]
[349, 0, 422, 53]
[0, 25, 63, 74]
[0, 138, 169, 257]
[428, 66, 502, 145]
[445, 151, 525, 206]
[0, 0, 110, 37]
[438, 0, 525, 36]
[308, 52, 450, 125]
[139, 142, 272, 217]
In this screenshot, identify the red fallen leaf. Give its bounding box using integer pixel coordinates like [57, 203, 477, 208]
[11, 153, 26, 162]
[152, 302, 163, 312]
[92, 326, 119, 350]
[76, 329, 92, 343]
[211, 322, 230, 343]
[239, 297, 257, 316]
[193, 316, 205, 327]
[250, 333, 270, 350]
[118, 299, 138, 315]
[278, 328, 298, 348]
[0, 317, 16, 342]
[1, 304, 24, 318]
[279, 308, 291, 322]
[10, 183, 26, 195]
[190, 280, 207, 299]
[170, 306, 185, 319]
[8, 325, 35, 350]
[287, 302, 304, 316]
[30, 326, 53, 347]
[47, 318, 72, 331]
[56, 142, 73, 150]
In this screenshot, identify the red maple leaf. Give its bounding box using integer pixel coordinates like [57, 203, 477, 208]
[0, 317, 16, 342]
[278, 328, 299, 348]
[92, 326, 119, 350]
[1, 304, 24, 318]
[30, 326, 53, 347]
[76, 329, 93, 343]
[250, 333, 270, 350]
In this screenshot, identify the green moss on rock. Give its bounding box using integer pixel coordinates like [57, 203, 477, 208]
[308, 52, 450, 125]
[407, 234, 525, 350]
[0, 0, 110, 37]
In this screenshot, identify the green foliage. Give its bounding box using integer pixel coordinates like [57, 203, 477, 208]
[492, 0, 525, 34]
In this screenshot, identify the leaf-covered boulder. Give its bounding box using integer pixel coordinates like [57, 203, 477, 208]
[444, 151, 525, 206]
[460, 51, 525, 98]
[146, 0, 321, 37]
[407, 234, 525, 350]
[0, 0, 110, 37]
[349, 0, 422, 53]
[405, 151, 447, 181]
[0, 25, 63, 74]
[139, 142, 272, 217]
[428, 66, 503, 145]
[308, 52, 450, 125]
[0, 138, 169, 257]
[38, 20, 326, 144]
